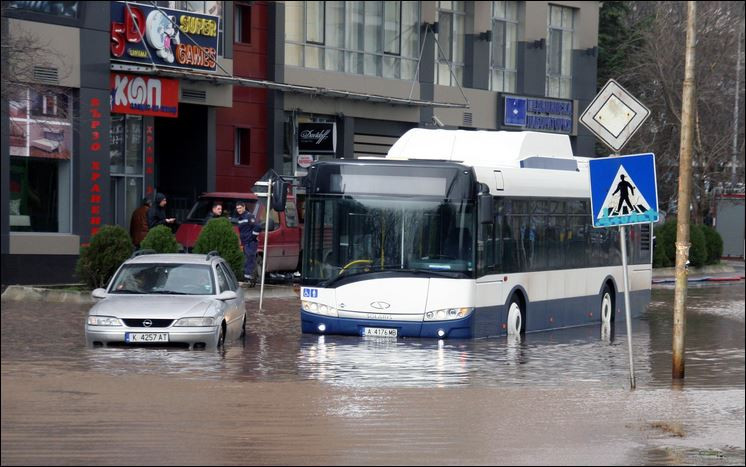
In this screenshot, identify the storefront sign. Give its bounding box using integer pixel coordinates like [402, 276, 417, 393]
[89, 97, 104, 239]
[110, 2, 219, 72]
[298, 122, 336, 154]
[111, 73, 179, 118]
[297, 154, 315, 168]
[502, 95, 575, 135]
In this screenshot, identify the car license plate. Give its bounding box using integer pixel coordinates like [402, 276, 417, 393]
[362, 327, 398, 338]
[125, 332, 169, 343]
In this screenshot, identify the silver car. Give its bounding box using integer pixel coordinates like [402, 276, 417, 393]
[85, 252, 246, 350]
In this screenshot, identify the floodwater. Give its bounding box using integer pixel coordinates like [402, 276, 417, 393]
[1, 283, 744, 465]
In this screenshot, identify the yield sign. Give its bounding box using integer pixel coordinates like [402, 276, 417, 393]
[580, 79, 650, 152]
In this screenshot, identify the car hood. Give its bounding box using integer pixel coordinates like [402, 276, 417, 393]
[90, 295, 216, 319]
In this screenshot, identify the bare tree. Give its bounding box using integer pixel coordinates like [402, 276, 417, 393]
[610, 1, 745, 222]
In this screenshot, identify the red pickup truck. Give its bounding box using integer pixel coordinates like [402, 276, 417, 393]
[175, 192, 303, 278]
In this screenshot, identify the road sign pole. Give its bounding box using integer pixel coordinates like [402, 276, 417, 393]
[619, 224, 636, 389]
[259, 178, 273, 310]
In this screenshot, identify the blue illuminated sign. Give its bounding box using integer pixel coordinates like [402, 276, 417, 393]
[503, 95, 574, 134]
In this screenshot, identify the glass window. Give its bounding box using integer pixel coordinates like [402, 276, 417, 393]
[546, 4, 574, 98]
[285, 201, 299, 228]
[109, 263, 215, 295]
[285, 1, 419, 80]
[215, 263, 230, 292]
[235, 128, 250, 166]
[234, 2, 251, 43]
[8, 85, 73, 233]
[219, 262, 239, 291]
[306, 0, 325, 44]
[7, 1, 80, 17]
[435, 1, 465, 87]
[490, 1, 518, 92]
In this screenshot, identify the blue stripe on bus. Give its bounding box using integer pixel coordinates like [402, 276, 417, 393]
[301, 289, 651, 339]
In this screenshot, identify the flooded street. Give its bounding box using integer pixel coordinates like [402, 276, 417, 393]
[2, 284, 744, 465]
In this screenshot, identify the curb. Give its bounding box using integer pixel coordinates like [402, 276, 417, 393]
[1, 284, 299, 304]
[651, 264, 736, 278]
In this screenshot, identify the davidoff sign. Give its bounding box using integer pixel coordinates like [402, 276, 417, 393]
[298, 122, 336, 154]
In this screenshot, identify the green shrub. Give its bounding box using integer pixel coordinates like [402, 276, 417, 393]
[140, 225, 181, 253]
[652, 220, 707, 268]
[653, 220, 677, 267]
[75, 225, 133, 289]
[700, 224, 723, 265]
[193, 217, 244, 279]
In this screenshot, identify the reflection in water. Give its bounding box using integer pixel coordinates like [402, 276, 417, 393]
[1, 283, 744, 466]
[1, 285, 742, 390]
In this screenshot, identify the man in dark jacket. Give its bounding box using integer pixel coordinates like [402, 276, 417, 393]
[147, 193, 176, 229]
[234, 201, 258, 282]
[129, 197, 151, 247]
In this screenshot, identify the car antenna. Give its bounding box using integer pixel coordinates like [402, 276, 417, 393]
[206, 250, 220, 260]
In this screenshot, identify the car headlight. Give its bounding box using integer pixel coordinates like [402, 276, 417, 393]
[423, 307, 474, 321]
[87, 316, 123, 326]
[173, 317, 216, 327]
[302, 301, 338, 317]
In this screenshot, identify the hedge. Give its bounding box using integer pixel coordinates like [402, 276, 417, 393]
[653, 220, 722, 268]
[140, 225, 181, 253]
[193, 217, 244, 279]
[75, 225, 134, 289]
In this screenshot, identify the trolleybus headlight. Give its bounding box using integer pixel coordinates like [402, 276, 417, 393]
[423, 307, 474, 321]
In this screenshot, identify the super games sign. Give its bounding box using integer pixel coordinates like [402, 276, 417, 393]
[502, 95, 576, 135]
[110, 2, 219, 72]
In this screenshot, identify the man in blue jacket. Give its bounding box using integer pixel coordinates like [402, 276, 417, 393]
[234, 201, 258, 283]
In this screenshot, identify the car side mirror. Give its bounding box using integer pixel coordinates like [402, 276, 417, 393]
[216, 290, 238, 301]
[91, 288, 108, 299]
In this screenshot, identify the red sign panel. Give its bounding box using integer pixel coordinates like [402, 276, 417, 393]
[110, 73, 179, 118]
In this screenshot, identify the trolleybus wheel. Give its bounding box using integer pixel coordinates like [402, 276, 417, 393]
[507, 296, 524, 336]
[601, 284, 614, 326]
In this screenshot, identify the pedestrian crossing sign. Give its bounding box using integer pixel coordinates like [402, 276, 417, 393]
[589, 153, 659, 228]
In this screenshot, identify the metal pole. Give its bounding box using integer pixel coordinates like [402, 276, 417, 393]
[619, 224, 636, 389]
[259, 178, 272, 310]
[673, 1, 697, 380]
[731, 26, 742, 186]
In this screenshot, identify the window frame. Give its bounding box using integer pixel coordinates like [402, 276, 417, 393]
[435, 1, 466, 87]
[546, 4, 575, 98]
[489, 1, 519, 92]
[234, 127, 251, 166]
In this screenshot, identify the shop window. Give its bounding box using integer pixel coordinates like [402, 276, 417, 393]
[8, 85, 73, 233]
[235, 128, 251, 166]
[234, 2, 251, 44]
[110, 115, 144, 232]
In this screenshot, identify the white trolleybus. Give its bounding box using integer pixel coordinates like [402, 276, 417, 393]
[299, 129, 652, 339]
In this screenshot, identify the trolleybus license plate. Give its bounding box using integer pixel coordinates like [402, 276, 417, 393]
[126, 332, 169, 343]
[362, 327, 398, 338]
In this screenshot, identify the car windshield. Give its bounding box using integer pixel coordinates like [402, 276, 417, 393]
[185, 198, 258, 223]
[109, 263, 215, 295]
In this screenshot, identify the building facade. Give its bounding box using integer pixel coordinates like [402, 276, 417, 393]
[2, 1, 600, 285]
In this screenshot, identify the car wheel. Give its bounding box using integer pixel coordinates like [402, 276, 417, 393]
[251, 254, 263, 287]
[217, 322, 226, 348]
[240, 313, 246, 337]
